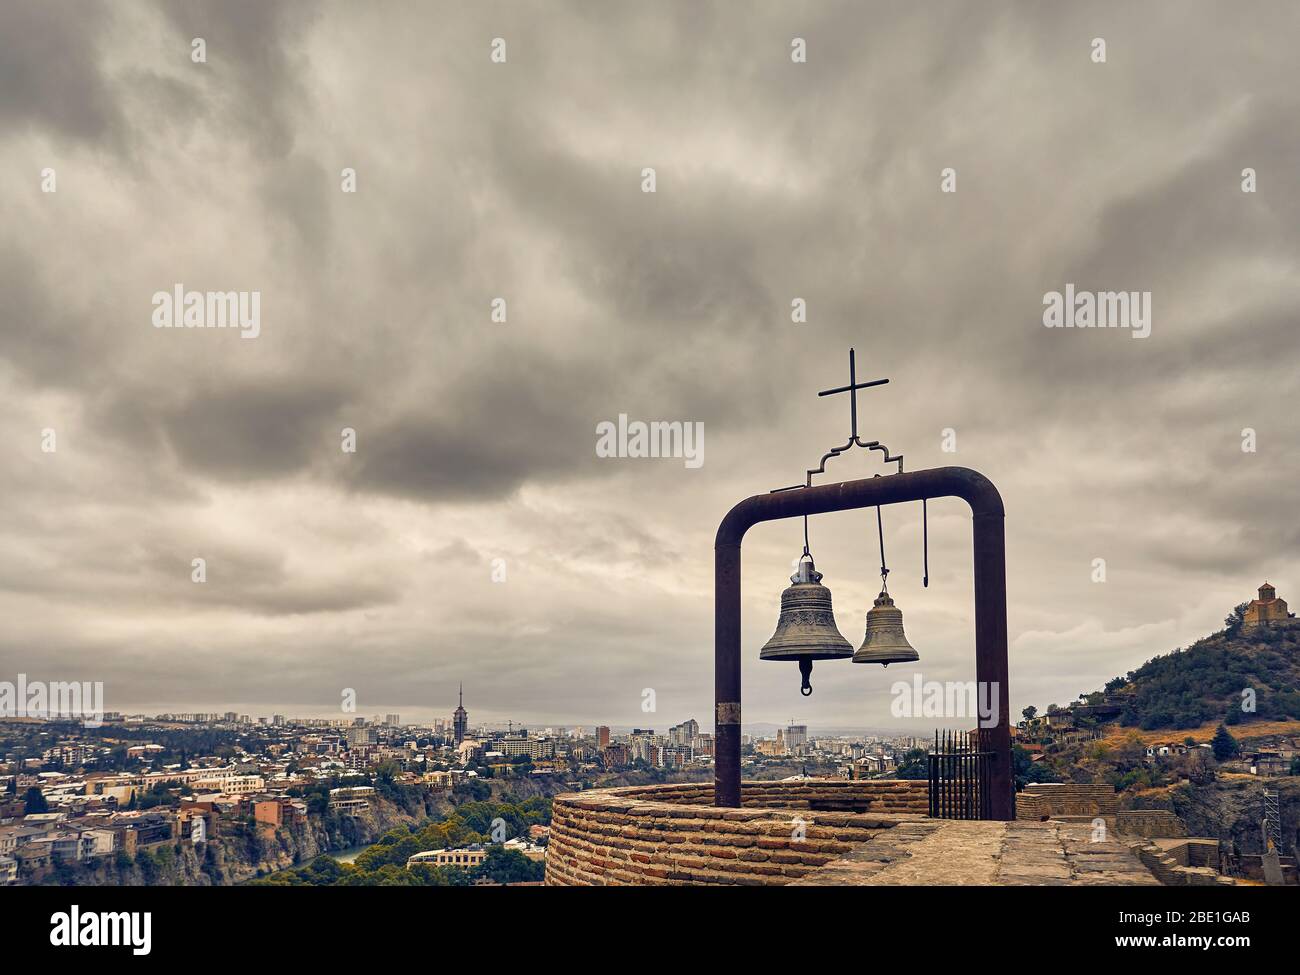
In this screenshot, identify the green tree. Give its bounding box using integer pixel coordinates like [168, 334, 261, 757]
[477, 847, 544, 884]
[1021, 706, 1037, 722]
[1210, 724, 1239, 761]
[1224, 603, 1249, 637]
[454, 779, 491, 802]
[135, 848, 158, 883]
[1012, 745, 1060, 791]
[22, 787, 49, 814]
[893, 748, 928, 780]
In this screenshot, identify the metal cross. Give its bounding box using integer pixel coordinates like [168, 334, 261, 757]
[817, 347, 888, 442]
[771, 347, 900, 494]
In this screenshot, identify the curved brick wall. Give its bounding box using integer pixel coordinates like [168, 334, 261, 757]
[545, 779, 928, 886]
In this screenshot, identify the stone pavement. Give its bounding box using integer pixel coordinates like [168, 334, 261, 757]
[792, 819, 1160, 885]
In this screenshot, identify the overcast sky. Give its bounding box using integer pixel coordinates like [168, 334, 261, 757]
[1, 1, 1297, 734]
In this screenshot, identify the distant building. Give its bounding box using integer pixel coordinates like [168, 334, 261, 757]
[252, 798, 307, 828]
[328, 786, 374, 815]
[1249, 750, 1294, 776]
[755, 729, 787, 757]
[407, 846, 487, 869]
[116, 814, 176, 854]
[669, 719, 700, 746]
[596, 726, 610, 749]
[190, 773, 265, 795]
[457, 739, 483, 764]
[346, 726, 375, 747]
[662, 746, 689, 768]
[498, 738, 554, 759]
[503, 837, 547, 862]
[453, 685, 468, 745]
[1244, 582, 1291, 628]
[628, 729, 663, 764]
[422, 770, 452, 789]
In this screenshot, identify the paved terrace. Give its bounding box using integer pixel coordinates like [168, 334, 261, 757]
[792, 820, 1158, 886]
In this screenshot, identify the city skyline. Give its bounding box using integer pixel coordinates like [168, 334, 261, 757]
[27, 697, 904, 740]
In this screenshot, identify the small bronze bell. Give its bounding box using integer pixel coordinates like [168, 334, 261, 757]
[759, 556, 854, 695]
[853, 588, 919, 666]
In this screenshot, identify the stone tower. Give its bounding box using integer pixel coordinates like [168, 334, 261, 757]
[1243, 582, 1290, 629]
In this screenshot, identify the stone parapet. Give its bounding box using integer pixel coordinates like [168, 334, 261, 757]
[1116, 809, 1188, 838]
[1016, 783, 1118, 821]
[1127, 839, 1235, 886]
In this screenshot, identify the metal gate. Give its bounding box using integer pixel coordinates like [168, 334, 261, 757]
[928, 730, 993, 820]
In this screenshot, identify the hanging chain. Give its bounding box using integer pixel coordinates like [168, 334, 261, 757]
[876, 504, 889, 591]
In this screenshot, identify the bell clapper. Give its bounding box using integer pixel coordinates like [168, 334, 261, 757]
[922, 497, 929, 588]
[799, 659, 813, 696]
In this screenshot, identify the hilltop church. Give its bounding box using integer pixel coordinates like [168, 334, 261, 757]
[1243, 582, 1293, 628]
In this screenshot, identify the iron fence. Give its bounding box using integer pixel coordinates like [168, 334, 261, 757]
[928, 729, 993, 820]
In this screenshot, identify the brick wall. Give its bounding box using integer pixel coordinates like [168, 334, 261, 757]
[1127, 840, 1233, 886]
[610, 780, 929, 813]
[1149, 838, 1219, 870]
[545, 779, 928, 886]
[1016, 783, 1118, 820]
[1116, 809, 1187, 838]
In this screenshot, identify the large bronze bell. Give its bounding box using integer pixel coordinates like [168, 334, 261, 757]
[759, 556, 854, 695]
[852, 588, 919, 666]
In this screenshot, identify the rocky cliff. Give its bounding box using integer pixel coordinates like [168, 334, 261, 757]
[1129, 775, 1299, 857]
[51, 791, 456, 887]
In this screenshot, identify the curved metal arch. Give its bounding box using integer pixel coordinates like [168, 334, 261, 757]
[713, 466, 1012, 819]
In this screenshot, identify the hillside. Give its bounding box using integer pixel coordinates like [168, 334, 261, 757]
[1098, 719, 1300, 749]
[1096, 619, 1300, 731]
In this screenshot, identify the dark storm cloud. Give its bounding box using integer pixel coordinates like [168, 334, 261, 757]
[1, 0, 1298, 726]
[161, 378, 352, 481]
[155, 0, 321, 158]
[85, 376, 352, 481]
[0, 2, 123, 145]
[0, 244, 113, 386]
[486, 127, 776, 330]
